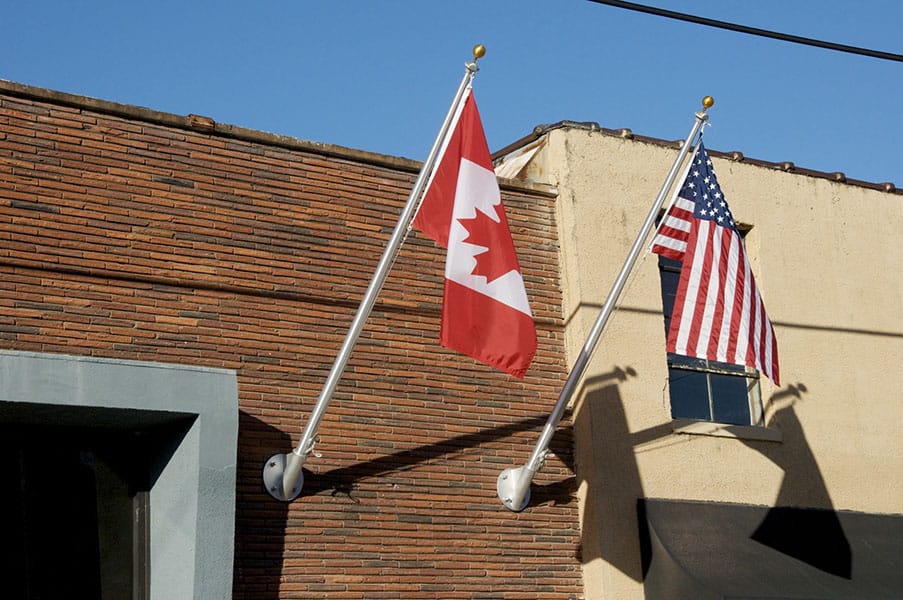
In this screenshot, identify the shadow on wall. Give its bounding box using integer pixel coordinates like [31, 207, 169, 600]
[744, 385, 852, 579]
[579, 373, 852, 586]
[233, 412, 292, 600]
[231, 399, 586, 596]
[572, 366, 650, 580]
[294, 412, 576, 507]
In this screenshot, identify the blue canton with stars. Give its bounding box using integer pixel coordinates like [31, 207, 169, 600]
[681, 142, 737, 232]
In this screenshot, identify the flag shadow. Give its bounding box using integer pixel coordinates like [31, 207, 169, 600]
[571, 362, 852, 587]
[742, 384, 852, 579]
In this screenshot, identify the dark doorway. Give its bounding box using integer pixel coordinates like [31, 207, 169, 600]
[0, 404, 194, 600]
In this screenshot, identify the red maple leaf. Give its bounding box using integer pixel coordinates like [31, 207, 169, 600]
[457, 207, 521, 283]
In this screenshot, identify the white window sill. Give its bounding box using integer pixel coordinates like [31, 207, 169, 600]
[671, 418, 782, 442]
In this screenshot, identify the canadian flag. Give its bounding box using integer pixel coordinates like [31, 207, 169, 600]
[413, 87, 537, 378]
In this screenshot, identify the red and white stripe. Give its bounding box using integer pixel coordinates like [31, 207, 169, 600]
[652, 144, 780, 385]
[668, 218, 778, 381]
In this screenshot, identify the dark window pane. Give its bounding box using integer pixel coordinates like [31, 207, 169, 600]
[667, 367, 711, 420]
[659, 257, 682, 336]
[710, 373, 752, 425]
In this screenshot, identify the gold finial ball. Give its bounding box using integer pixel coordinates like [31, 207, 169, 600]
[473, 44, 486, 61]
[702, 96, 715, 110]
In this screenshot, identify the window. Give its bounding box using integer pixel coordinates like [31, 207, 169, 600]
[658, 256, 763, 426]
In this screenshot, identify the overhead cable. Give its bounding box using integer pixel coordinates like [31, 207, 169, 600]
[588, 0, 903, 62]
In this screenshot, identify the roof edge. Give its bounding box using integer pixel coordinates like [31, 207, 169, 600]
[0, 79, 553, 197]
[0, 79, 428, 171]
[493, 120, 900, 195]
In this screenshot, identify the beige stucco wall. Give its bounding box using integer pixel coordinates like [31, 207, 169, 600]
[507, 126, 903, 598]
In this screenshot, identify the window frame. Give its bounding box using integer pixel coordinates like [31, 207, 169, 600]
[0, 350, 238, 599]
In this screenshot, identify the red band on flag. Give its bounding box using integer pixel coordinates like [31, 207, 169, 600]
[441, 279, 536, 378]
[413, 88, 537, 378]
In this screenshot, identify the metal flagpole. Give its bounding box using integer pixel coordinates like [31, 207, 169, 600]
[263, 45, 487, 502]
[497, 96, 715, 512]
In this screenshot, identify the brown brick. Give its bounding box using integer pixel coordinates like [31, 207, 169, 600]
[0, 86, 581, 599]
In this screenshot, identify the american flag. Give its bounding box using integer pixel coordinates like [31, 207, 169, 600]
[651, 142, 780, 385]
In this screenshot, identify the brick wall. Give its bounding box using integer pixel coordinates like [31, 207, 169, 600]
[0, 84, 582, 599]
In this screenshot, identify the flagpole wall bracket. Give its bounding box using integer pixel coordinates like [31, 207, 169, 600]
[497, 466, 534, 512]
[263, 452, 304, 501]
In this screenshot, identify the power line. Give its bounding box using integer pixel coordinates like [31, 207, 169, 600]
[588, 0, 903, 62]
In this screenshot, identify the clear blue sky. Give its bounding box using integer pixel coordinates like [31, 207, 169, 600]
[3, 1, 901, 186]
